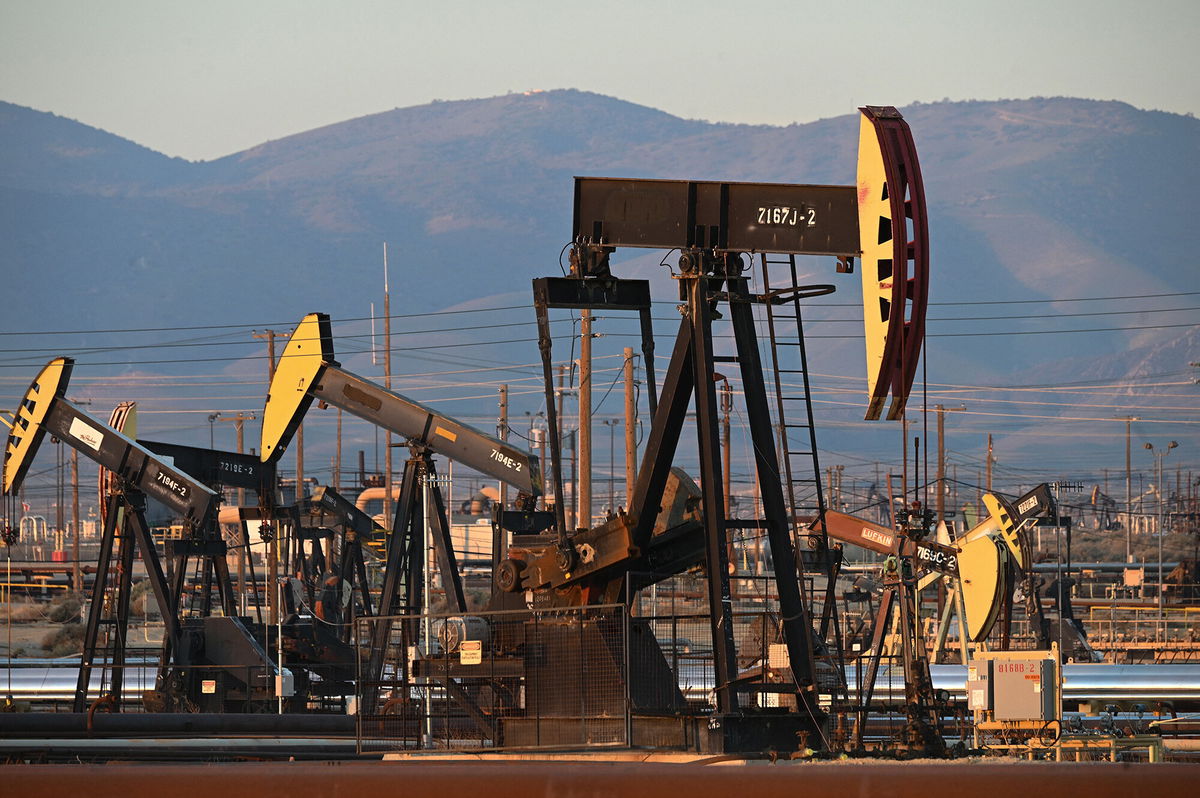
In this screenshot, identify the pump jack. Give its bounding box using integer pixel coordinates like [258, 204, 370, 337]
[821, 508, 951, 752]
[498, 108, 930, 750]
[820, 483, 1058, 750]
[259, 313, 551, 711]
[0, 359, 289, 712]
[297, 484, 386, 630]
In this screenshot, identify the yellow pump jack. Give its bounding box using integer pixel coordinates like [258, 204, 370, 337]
[818, 484, 1055, 750]
[824, 484, 1056, 656]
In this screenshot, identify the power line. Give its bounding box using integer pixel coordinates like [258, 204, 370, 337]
[8, 317, 1192, 370]
[0, 316, 587, 358]
[927, 322, 1197, 338]
[4, 290, 1196, 339]
[805, 396, 1200, 425]
[0, 305, 532, 337]
[739, 289, 1200, 309]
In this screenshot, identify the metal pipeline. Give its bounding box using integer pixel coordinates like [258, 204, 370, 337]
[889, 663, 1200, 702]
[0, 665, 156, 701]
[0, 712, 356, 737]
[672, 663, 1200, 704]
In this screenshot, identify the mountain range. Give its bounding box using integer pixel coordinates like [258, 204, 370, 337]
[1, 89, 1196, 481]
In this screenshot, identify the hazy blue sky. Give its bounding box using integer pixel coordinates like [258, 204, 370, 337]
[2, 0, 1196, 161]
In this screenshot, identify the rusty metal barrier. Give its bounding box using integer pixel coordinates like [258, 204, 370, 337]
[4, 762, 1196, 798]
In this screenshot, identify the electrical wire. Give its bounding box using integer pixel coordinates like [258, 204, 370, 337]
[0, 305, 533, 337]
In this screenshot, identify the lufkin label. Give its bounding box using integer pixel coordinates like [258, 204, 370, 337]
[822, 512, 896, 555]
[68, 417, 104, 452]
[860, 527, 894, 548]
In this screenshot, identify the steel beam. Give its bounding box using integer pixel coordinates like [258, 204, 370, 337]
[728, 278, 821, 704]
[687, 273, 738, 715]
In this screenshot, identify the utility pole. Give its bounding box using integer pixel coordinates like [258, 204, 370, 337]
[602, 418, 619, 514]
[985, 434, 994, 494]
[335, 407, 342, 492]
[252, 328, 283, 624]
[496, 385, 509, 570]
[556, 365, 571, 527]
[720, 377, 732, 516]
[56, 440, 64, 558]
[567, 429, 577, 530]
[70, 449, 81, 593]
[624, 348, 637, 508]
[935, 405, 965, 527]
[936, 407, 946, 525]
[253, 330, 279, 381]
[1118, 416, 1139, 562]
[383, 243, 393, 527]
[578, 310, 593, 529]
[497, 384, 509, 512]
[216, 413, 256, 606]
[556, 366, 567, 453]
[214, 413, 255, 458]
[952, 464, 959, 522]
[1145, 440, 1179, 624]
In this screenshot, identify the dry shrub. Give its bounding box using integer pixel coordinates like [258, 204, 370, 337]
[5, 601, 48, 623]
[47, 594, 81, 623]
[41, 623, 84, 657]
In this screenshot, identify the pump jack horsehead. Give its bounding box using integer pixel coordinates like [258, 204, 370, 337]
[857, 107, 929, 421]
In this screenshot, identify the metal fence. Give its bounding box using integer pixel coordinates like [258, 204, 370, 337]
[354, 583, 846, 753]
[1084, 605, 1200, 661]
[355, 604, 637, 752]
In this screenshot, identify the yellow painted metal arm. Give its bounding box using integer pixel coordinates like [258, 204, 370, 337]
[981, 493, 1024, 569]
[259, 312, 337, 463]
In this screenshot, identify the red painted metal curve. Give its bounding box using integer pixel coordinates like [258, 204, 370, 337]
[887, 119, 929, 421]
